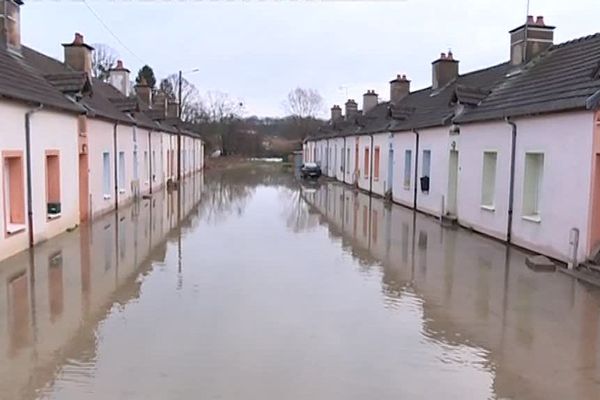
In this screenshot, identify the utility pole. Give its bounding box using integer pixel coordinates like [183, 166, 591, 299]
[177, 70, 182, 184]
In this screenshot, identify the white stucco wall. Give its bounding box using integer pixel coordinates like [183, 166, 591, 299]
[415, 126, 451, 217]
[459, 111, 595, 262]
[457, 121, 512, 240]
[392, 131, 417, 208]
[0, 101, 80, 258]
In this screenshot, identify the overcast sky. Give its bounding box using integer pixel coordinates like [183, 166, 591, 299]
[21, 0, 600, 118]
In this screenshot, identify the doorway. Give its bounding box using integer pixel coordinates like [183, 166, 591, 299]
[447, 150, 459, 216]
[387, 147, 394, 196]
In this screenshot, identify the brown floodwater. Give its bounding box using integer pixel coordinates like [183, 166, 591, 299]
[1, 167, 599, 400]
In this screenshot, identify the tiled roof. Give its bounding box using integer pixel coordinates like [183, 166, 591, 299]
[0, 46, 82, 113]
[307, 61, 511, 140]
[21, 46, 133, 124]
[456, 33, 600, 123]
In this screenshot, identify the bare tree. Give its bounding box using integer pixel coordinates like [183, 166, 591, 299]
[284, 87, 324, 119]
[160, 74, 205, 122]
[91, 43, 118, 82]
[283, 87, 324, 139]
[204, 91, 244, 122]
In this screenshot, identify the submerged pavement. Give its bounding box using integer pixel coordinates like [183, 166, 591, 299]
[0, 167, 599, 400]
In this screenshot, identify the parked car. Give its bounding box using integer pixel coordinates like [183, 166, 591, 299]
[300, 162, 322, 179]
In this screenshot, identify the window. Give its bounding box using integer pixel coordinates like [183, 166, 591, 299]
[340, 148, 344, 172]
[422, 150, 431, 177]
[374, 146, 380, 180]
[45, 151, 61, 218]
[102, 152, 111, 198]
[346, 148, 350, 172]
[420, 150, 431, 194]
[118, 151, 125, 193]
[481, 151, 497, 209]
[523, 153, 544, 220]
[403, 150, 412, 189]
[364, 147, 370, 178]
[354, 145, 359, 174]
[3, 152, 25, 233]
[133, 150, 139, 180]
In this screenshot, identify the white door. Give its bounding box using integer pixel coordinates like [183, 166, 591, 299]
[447, 150, 459, 215]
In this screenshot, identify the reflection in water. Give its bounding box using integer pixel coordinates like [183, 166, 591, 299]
[0, 170, 599, 400]
[302, 180, 600, 400]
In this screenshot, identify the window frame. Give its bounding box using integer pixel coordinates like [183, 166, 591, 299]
[480, 151, 498, 211]
[522, 152, 544, 222]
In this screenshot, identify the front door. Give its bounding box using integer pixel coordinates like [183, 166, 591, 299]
[447, 150, 459, 215]
[387, 147, 394, 196]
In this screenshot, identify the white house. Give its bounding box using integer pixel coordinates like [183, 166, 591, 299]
[304, 15, 600, 265]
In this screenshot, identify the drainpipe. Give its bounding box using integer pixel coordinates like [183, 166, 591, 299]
[113, 123, 119, 211]
[148, 129, 153, 194]
[25, 104, 44, 247]
[412, 129, 420, 210]
[369, 134, 374, 194]
[343, 136, 347, 182]
[505, 117, 517, 243]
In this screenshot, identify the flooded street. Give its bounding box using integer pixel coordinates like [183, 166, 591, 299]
[1, 167, 600, 400]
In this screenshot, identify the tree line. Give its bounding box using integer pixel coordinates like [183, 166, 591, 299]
[92, 43, 325, 157]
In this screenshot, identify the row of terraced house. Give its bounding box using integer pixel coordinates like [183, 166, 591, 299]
[304, 15, 600, 265]
[0, 0, 204, 261]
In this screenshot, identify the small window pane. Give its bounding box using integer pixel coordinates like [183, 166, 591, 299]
[481, 152, 497, 207]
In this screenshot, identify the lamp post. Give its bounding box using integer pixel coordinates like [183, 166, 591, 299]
[177, 68, 200, 183]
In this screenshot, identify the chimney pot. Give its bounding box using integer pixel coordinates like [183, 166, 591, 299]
[108, 58, 130, 96]
[432, 51, 459, 89]
[510, 16, 554, 65]
[74, 33, 84, 45]
[535, 16, 545, 26]
[363, 90, 378, 114]
[390, 74, 410, 106]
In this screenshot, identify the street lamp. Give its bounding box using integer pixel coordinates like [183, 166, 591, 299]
[177, 68, 200, 183]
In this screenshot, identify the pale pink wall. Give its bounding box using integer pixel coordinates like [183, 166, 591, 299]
[0, 101, 79, 258]
[392, 131, 417, 208]
[87, 118, 117, 218]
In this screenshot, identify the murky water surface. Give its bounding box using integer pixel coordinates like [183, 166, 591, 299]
[1, 167, 600, 400]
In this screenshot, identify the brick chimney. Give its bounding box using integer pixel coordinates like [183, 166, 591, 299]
[167, 100, 179, 119]
[362, 90, 378, 114]
[0, 0, 22, 53]
[134, 77, 152, 110]
[510, 15, 555, 65]
[345, 99, 358, 121]
[390, 74, 410, 106]
[330, 105, 342, 122]
[432, 51, 459, 90]
[63, 33, 94, 75]
[153, 91, 167, 119]
[108, 60, 131, 96]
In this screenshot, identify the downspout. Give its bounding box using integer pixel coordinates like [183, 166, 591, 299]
[412, 129, 420, 210]
[343, 136, 347, 181]
[148, 128, 153, 194]
[369, 134, 374, 194]
[113, 123, 119, 211]
[177, 127, 182, 183]
[25, 104, 44, 248]
[505, 117, 517, 243]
